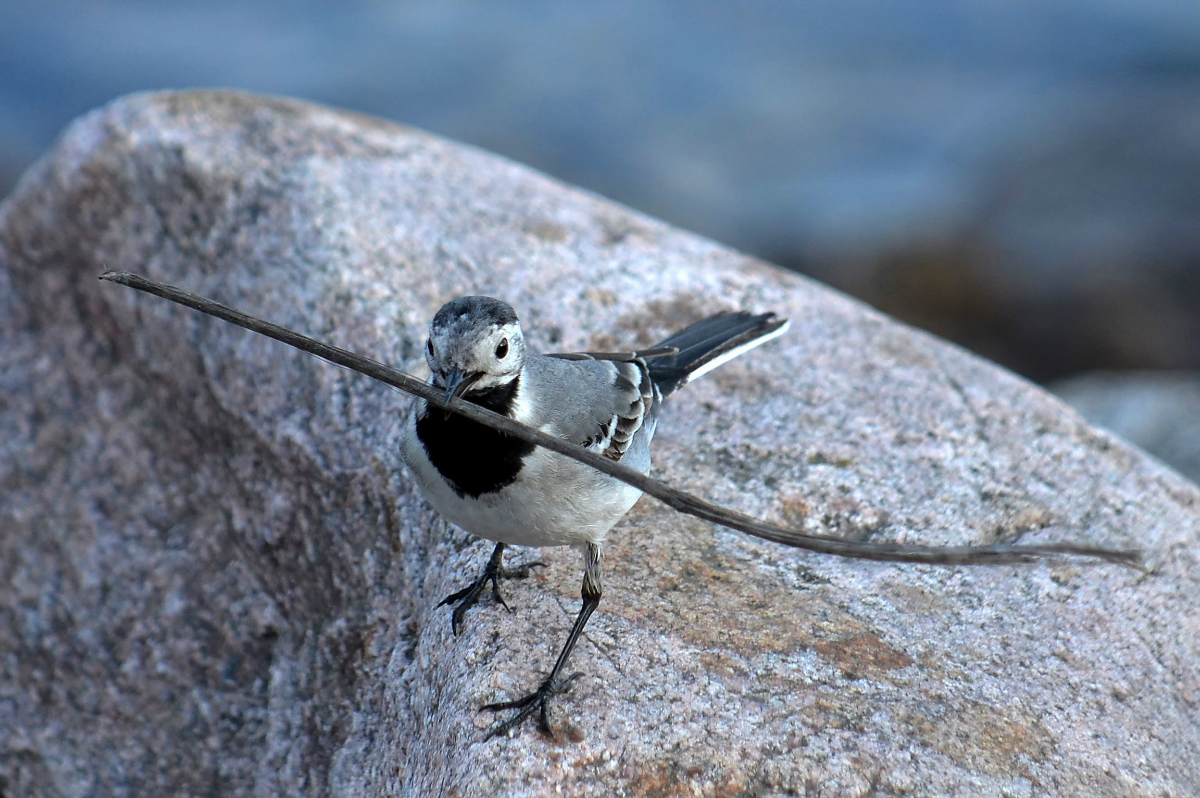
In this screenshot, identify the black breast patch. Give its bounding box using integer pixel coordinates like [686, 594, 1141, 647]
[415, 378, 537, 498]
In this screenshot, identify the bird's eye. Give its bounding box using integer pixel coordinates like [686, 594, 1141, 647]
[426, 339, 434, 358]
[495, 338, 509, 359]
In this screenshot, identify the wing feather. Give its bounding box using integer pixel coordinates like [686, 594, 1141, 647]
[535, 355, 655, 460]
[526, 350, 662, 463]
[589, 360, 655, 460]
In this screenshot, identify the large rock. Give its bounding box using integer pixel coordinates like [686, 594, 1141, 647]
[1, 91, 1196, 797]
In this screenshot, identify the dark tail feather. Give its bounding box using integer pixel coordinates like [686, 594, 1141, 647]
[648, 310, 788, 397]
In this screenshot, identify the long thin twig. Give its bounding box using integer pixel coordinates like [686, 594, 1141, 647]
[99, 270, 1142, 568]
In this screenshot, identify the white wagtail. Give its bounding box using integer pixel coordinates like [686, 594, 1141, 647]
[401, 296, 788, 737]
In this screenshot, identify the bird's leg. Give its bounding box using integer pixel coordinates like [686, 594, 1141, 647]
[484, 542, 602, 739]
[439, 542, 545, 635]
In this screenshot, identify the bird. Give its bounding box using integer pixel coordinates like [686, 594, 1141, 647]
[401, 295, 789, 738]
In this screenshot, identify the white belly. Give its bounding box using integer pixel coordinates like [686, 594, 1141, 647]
[402, 413, 646, 547]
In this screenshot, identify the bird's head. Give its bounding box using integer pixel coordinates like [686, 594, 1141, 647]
[425, 295, 527, 401]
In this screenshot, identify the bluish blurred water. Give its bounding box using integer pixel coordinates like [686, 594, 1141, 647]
[3, 0, 1199, 377]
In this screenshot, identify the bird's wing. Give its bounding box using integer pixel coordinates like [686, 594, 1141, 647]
[525, 354, 659, 461]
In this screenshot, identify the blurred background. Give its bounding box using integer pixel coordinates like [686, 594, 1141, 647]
[3, 0, 1199, 481]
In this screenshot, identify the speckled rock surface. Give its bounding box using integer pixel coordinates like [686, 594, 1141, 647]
[1, 91, 1197, 798]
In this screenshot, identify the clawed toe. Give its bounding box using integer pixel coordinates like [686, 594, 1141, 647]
[440, 544, 544, 635]
[437, 582, 479, 608]
[438, 573, 494, 635]
[483, 673, 583, 739]
[501, 561, 546, 580]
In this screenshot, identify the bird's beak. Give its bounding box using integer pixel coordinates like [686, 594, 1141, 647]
[442, 367, 475, 404]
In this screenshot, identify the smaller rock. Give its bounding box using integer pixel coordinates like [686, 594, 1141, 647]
[1053, 370, 1200, 486]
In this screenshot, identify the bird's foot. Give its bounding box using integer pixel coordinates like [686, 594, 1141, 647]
[482, 672, 583, 739]
[439, 558, 545, 635]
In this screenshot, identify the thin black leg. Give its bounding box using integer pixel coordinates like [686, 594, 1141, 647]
[439, 542, 544, 635]
[484, 542, 603, 739]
